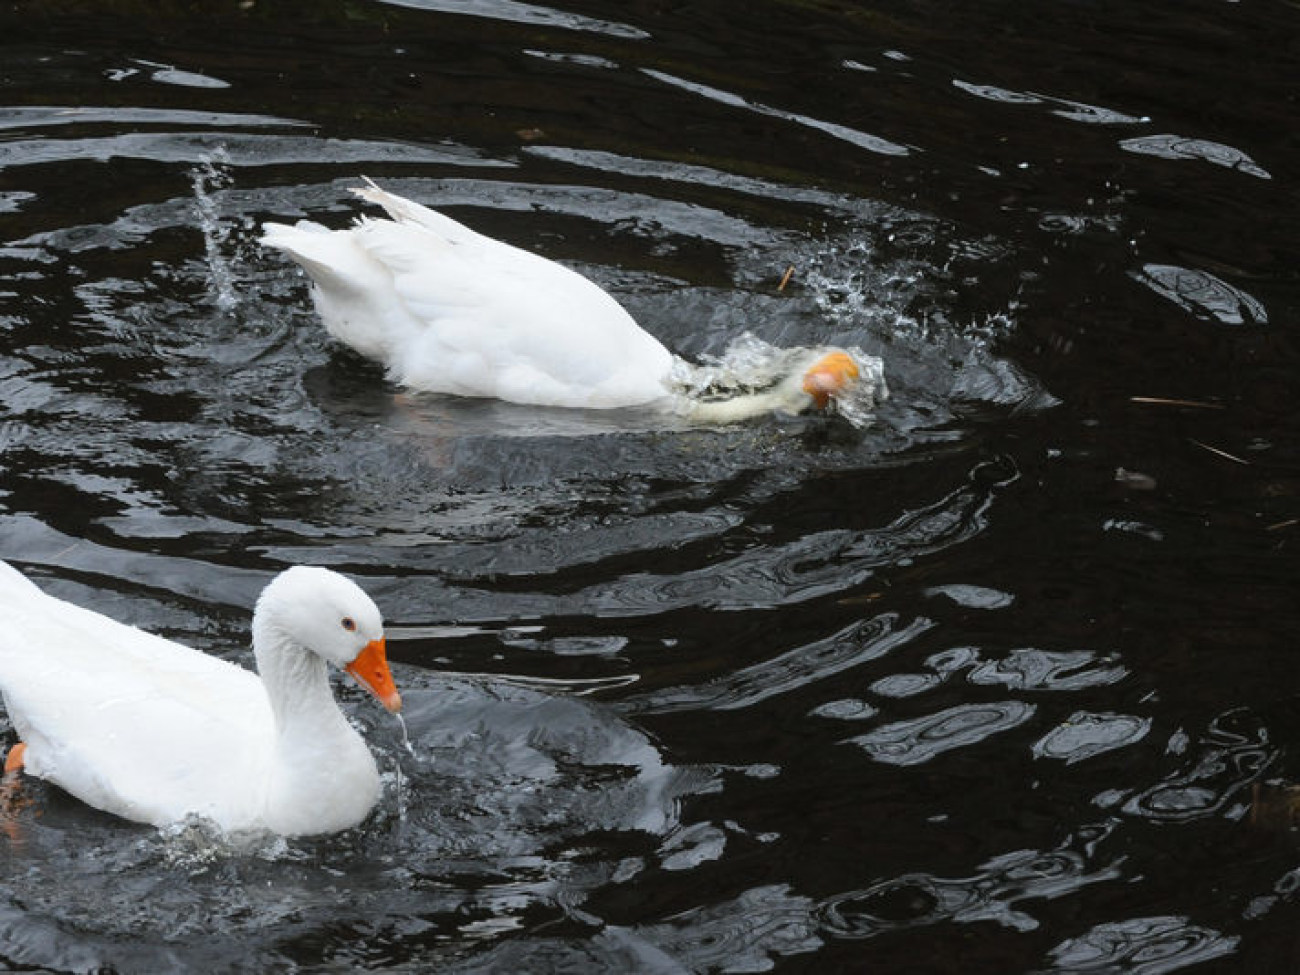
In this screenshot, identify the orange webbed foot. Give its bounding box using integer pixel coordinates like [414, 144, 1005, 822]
[1, 743, 31, 846]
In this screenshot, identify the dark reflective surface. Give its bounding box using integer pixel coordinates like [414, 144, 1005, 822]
[2, 1, 1298, 971]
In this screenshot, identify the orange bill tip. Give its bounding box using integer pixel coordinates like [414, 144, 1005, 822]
[3, 743, 25, 775]
[802, 351, 861, 409]
[345, 636, 402, 713]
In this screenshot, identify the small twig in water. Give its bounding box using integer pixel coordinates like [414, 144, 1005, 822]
[1130, 396, 1224, 410]
[777, 265, 795, 292]
[1188, 438, 1249, 465]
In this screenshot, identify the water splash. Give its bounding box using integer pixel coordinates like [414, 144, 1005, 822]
[388, 713, 416, 825]
[394, 712, 416, 757]
[155, 816, 292, 868]
[794, 231, 1057, 417]
[666, 332, 889, 428]
[189, 148, 242, 312]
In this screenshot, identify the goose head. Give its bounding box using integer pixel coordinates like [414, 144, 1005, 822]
[771, 348, 867, 414]
[678, 346, 883, 424]
[801, 350, 861, 410]
[254, 566, 401, 713]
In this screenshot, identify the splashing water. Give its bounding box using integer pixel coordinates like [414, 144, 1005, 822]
[790, 232, 1059, 417]
[190, 148, 242, 312]
[667, 333, 889, 427]
[800, 234, 1020, 351]
[391, 713, 416, 824]
[394, 713, 416, 757]
[156, 816, 293, 868]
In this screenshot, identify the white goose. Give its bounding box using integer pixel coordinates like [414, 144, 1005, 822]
[261, 180, 871, 423]
[0, 561, 400, 836]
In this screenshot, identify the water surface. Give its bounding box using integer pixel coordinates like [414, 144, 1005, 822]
[1, 1, 1298, 972]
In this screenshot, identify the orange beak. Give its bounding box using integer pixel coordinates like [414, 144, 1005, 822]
[802, 351, 861, 410]
[345, 637, 402, 713]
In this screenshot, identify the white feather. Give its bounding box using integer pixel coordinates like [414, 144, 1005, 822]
[263, 181, 877, 421]
[263, 183, 674, 408]
[0, 562, 394, 836]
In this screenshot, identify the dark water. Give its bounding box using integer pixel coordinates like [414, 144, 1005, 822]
[1, 0, 1298, 971]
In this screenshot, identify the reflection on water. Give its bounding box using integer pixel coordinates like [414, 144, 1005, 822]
[624, 614, 936, 714]
[850, 700, 1038, 767]
[1132, 263, 1269, 327]
[1033, 711, 1153, 765]
[641, 68, 913, 158]
[377, 0, 651, 39]
[820, 825, 1122, 937]
[1119, 134, 1272, 179]
[1038, 916, 1239, 975]
[1108, 709, 1277, 824]
[0, 673, 715, 970]
[1, 0, 1298, 971]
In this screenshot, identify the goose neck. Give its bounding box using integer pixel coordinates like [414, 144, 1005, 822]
[683, 383, 805, 424]
[251, 619, 339, 732]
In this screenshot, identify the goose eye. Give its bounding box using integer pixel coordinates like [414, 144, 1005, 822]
[341, 617, 357, 632]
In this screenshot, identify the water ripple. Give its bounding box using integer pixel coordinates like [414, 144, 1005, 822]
[968, 649, 1128, 692]
[0, 133, 480, 173]
[326, 173, 776, 251]
[1035, 915, 1239, 974]
[0, 669, 718, 971]
[0, 105, 306, 131]
[0, 513, 265, 609]
[0, 0, 1291, 970]
[923, 583, 1014, 609]
[108, 58, 231, 89]
[850, 700, 1036, 766]
[953, 80, 1043, 104]
[513, 461, 1016, 619]
[842, 645, 1123, 710]
[623, 614, 934, 715]
[372, 675, 709, 845]
[1110, 709, 1276, 823]
[1131, 264, 1268, 326]
[810, 698, 878, 721]
[640, 885, 822, 972]
[952, 80, 1148, 125]
[1046, 96, 1150, 126]
[523, 49, 621, 70]
[1033, 712, 1153, 764]
[642, 68, 911, 157]
[869, 672, 943, 699]
[1120, 134, 1271, 178]
[524, 144, 890, 217]
[820, 831, 1122, 937]
[451, 885, 821, 973]
[375, 0, 651, 39]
